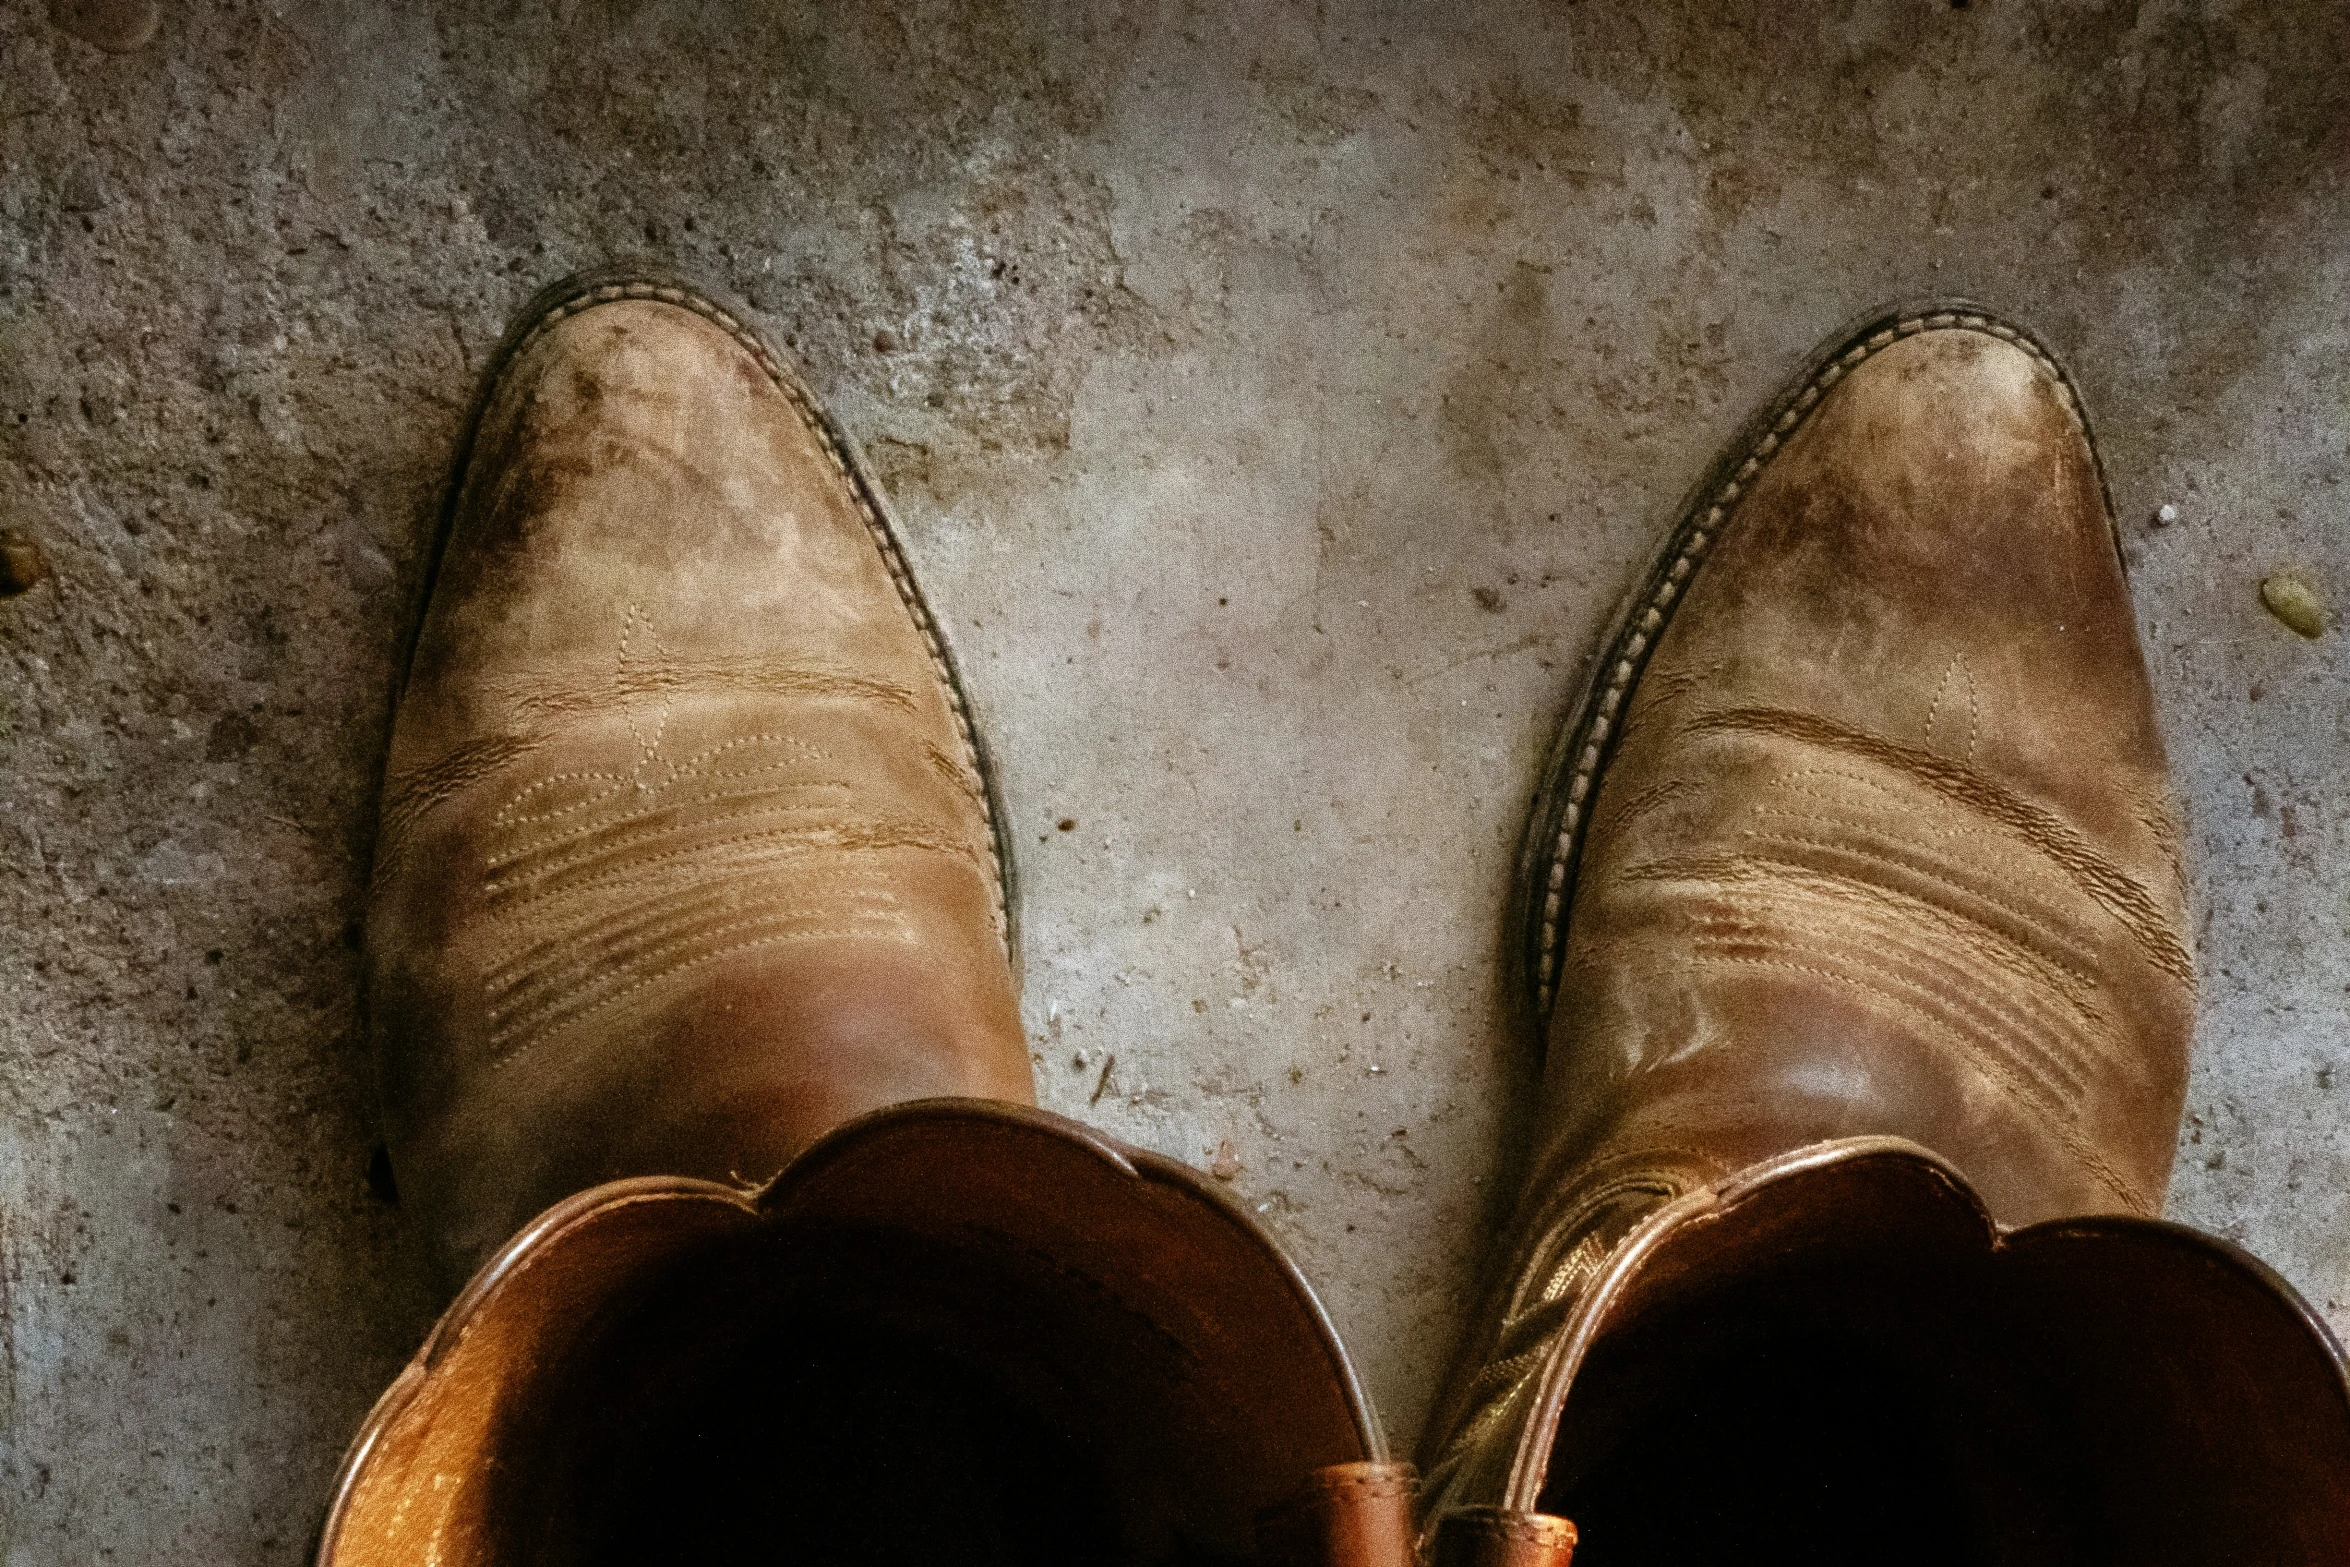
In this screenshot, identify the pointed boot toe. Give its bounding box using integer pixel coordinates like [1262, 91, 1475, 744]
[1525, 313, 2189, 1224]
[367, 274, 1028, 1282]
[1430, 307, 2350, 1562]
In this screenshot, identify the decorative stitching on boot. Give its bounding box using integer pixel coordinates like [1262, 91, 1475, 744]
[1686, 705, 2194, 983]
[1528, 310, 2086, 1022]
[498, 281, 1013, 958]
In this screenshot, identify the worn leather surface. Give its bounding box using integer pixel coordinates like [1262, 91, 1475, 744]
[366, 280, 1030, 1281]
[1415, 314, 2338, 1556]
[318, 1101, 1390, 1567]
[1538, 320, 2189, 1229]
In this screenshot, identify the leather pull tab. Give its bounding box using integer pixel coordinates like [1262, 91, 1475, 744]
[1429, 1505, 1577, 1567]
[1257, 1460, 1417, 1567]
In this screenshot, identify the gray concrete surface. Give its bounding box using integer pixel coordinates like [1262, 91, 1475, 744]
[1, 0, 2345, 1556]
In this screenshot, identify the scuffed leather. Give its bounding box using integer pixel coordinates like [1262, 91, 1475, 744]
[1544, 323, 2189, 1230]
[1423, 316, 2207, 1543]
[367, 285, 1030, 1281]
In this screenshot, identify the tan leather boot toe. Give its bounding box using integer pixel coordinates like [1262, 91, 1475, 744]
[366, 271, 1030, 1282]
[1531, 308, 2188, 1225]
[1421, 306, 2350, 1564]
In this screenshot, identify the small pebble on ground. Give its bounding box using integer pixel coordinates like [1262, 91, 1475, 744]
[2260, 572, 2326, 639]
[1, 532, 51, 597]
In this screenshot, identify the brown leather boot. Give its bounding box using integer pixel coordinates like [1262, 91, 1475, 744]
[364, 268, 1034, 1283]
[341, 268, 1410, 1567]
[1420, 306, 2350, 1565]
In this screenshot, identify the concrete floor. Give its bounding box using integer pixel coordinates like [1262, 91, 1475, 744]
[1, 0, 2345, 1556]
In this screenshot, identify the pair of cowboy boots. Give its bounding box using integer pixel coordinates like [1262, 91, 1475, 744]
[320, 270, 2350, 1566]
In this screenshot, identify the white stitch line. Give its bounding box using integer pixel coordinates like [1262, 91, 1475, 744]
[503, 281, 1011, 955]
[1531, 314, 2084, 1018]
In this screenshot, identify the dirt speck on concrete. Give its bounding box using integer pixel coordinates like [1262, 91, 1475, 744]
[1, 530, 51, 595]
[2260, 571, 2327, 638]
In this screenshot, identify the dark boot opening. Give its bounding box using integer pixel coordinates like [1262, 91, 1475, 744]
[478, 1218, 1266, 1567]
[566, 1308, 1120, 1566]
[1531, 1156, 2350, 1567]
[324, 1114, 1378, 1567]
[1543, 1273, 2075, 1567]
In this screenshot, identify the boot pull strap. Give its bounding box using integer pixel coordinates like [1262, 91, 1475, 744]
[1257, 1460, 1418, 1567]
[1429, 1505, 1578, 1567]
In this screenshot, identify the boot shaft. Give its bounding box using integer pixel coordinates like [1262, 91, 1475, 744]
[1421, 1139, 2350, 1564]
[322, 1101, 1413, 1567]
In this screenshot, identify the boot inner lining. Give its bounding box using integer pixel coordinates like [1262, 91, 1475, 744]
[467, 1217, 1269, 1567]
[1534, 1160, 2350, 1567]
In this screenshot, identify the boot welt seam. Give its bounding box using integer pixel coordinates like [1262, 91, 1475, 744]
[1512, 300, 2110, 1037]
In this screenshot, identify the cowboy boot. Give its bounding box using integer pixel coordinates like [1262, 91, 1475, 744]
[333, 269, 1411, 1565]
[1419, 305, 2350, 1565]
